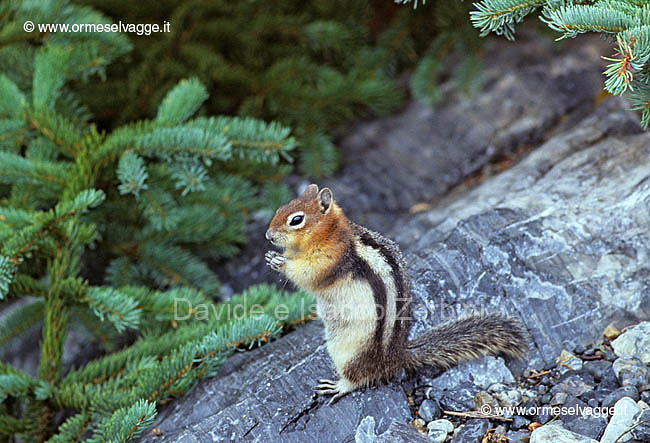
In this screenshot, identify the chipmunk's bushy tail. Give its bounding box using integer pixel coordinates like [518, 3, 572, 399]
[405, 313, 528, 369]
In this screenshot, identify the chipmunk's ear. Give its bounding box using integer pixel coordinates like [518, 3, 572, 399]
[318, 187, 333, 214]
[303, 184, 319, 198]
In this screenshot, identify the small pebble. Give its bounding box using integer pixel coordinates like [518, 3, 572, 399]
[584, 360, 611, 382]
[551, 392, 568, 405]
[506, 430, 529, 442]
[474, 391, 498, 410]
[412, 418, 426, 434]
[427, 418, 453, 435]
[511, 415, 530, 430]
[603, 324, 621, 340]
[603, 349, 617, 361]
[587, 398, 599, 408]
[493, 388, 522, 407]
[418, 399, 441, 422]
[452, 419, 489, 442]
[581, 390, 598, 404]
[557, 350, 583, 374]
[599, 368, 621, 391]
[640, 390, 650, 404]
[613, 357, 650, 388]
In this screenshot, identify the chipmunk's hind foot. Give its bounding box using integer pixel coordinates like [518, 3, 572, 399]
[314, 378, 356, 404]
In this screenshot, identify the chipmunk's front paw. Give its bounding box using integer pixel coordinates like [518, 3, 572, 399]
[265, 250, 285, 271]
[314, 378, 355, 404]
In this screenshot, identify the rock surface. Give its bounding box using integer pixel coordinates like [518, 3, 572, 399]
[149, 322, 411, 442]
[611, 321, 650, 364]
[530, 423, 598, 443]
[146, 35, 650, 442]
[600, 397, 642, 443]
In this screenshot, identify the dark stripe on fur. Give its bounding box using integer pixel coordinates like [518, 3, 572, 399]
[357, 231, 406, 342]
[317, 240, 387, 344]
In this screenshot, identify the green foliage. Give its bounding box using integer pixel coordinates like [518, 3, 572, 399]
[0, 1, 313, 440]
[470, 0, 650, 128]
[77, 0, 484, 176]
[87, 400, 156, 442]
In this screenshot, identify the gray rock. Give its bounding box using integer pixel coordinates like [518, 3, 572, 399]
[424, 356, 514, 391]
[641, 391, 650, 405]
[550, 373, 595, 397]
[149, 323, 411, 442]
[355, 416, 377, 443]
[511, 415, 530, 430]
[551, 392, 568, 406]
[612, 357, 650, 389]
[564, 414, 607, 441]
[488, 383, 523, 407]
[418, 399, 441, 422]
[598, 369, 621, 392]
[587, 398, 598, 408]
[506, 430, 530, 442]
[432, 382, 477, 411]
[535, 406, 555, 425]
[427, 429, 448, 443]
[354, 419, 431, 443]
[530, 423, 598, 442]
[451, 419, 489, 443]
[376, 421, 431, 443]
[602, 386, 639, 408]
[558, 350, 584, 374]
[403, 99, 649, 370]
[561, 396, 607, 440]
[584, 360, 611, 382]
[611, 322, 650, 364]
[474, 391, 499, 412]
[631, 409, 650, 441]
[600, 397, 642, 443]
[427, 418, 454, 441]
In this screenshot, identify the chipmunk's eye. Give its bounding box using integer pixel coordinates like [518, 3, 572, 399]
[289, 214, 304, 226]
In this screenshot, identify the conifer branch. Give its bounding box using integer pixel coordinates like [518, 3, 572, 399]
[0, 414, 31, 436]
[88, 400, 156, 443]
[82, 287, 141, 333]
[0, 299, 45, 345]
[155, 77, 209, 126]
[470, 0, 650, 128]
[45, 412, 91, 443]
[0, 74, 26, 118]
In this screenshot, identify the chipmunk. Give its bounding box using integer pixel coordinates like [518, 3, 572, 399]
[265, 184, 527, 403]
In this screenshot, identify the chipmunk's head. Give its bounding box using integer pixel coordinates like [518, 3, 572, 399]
[266, 184, 340, 252]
